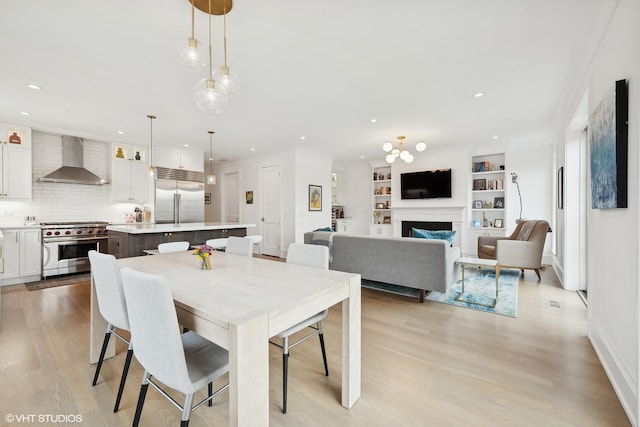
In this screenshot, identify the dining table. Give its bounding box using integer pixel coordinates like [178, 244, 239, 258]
[88, 250, 361, 427]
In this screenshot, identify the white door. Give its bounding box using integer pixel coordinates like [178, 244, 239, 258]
[223, 172, 240, 222]
[260, 165, 281, 257]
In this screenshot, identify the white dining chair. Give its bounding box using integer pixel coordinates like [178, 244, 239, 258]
[272, 243, 330, 413]
[157, 241, 190, 253]
[88, 250, 133, 413]
[205, 238, 228, 250]
[225, 236, 253, 256]
[121, 267, 230, 427]
[244, 235, 263, 255]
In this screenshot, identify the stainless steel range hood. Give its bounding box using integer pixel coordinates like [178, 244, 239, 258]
[39, 135, 108, 185]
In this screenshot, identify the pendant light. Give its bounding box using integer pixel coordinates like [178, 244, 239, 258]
[178, 0, 207, 72]
[383, 135, 426, 164]
[213, 0, 240, 96]
[147, 114, 156, 176]
[193, 0, 228, 113]
[206, 131, 217, 185]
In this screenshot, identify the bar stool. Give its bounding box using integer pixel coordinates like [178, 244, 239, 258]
[245, 235, 263, 255]
[205, 238, 228, 251]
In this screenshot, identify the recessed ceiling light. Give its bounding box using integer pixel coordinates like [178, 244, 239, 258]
[473, 92, 484, 98]
[360, 155, 365, 159]
[116, 131, 125, 135]
[370, 118, 377, 123]
[492, 136, 499, 140]
[250, 148, 256, 152]
[26, 84, 41, 90]
[183, 144, 189, 147]
[19, 111, 31, 116]
[300, 136, 306, 140]
[209, 157, 213, 161]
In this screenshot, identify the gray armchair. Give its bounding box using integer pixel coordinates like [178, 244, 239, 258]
[478, 220, 549, 280]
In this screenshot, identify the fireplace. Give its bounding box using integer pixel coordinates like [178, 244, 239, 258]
[402, 221, 452, 237]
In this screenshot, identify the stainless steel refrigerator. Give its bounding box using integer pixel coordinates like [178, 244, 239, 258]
[155, 179, 204, 224]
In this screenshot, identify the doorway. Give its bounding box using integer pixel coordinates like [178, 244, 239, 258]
[259, 165, 281, 257]
[222, 171, 239, 223]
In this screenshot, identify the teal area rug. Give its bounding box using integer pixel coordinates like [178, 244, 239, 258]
[426, 268, 520, 317]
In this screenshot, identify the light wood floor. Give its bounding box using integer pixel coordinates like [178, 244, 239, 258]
[0, 265, 630, 427]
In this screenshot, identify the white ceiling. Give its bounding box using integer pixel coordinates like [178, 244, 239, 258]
[0, 0, 606, 163]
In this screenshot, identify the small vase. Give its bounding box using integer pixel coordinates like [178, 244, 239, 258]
[200, 257, 211, 270]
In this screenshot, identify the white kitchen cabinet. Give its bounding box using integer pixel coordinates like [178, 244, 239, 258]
[154, 146, 204, 172]
[0, 229, 20, 280]
[0, 122, 32, 149]
[369, 224, 392, 237]
[111, 160, 149, 202]
[20, 228, 41, 277]
[335, 219, 351, 233]
[0, 145, 32, 199]
[468, 227, 508, 257]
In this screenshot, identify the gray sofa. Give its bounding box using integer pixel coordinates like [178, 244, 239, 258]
[304, 232, 460, 302]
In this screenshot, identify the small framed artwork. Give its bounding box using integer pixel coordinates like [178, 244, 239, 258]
[309, 185, 322, 211]
[376, 202, 386, 209]
[494, 218, 503, 228]
[383, 216, 391, 224]
[204, 193, 211, 204]
[473, 179, 486, 191]
[473, 200, 483, 209]
[246, 191, 254, 204]
[494, 197, 504, 208]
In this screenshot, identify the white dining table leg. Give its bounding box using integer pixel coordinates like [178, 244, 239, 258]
[229, 311, 269, 427]
[342, 275, 362, 409]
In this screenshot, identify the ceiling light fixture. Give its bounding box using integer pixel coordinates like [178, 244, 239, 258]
[117, 131, 125, 135]
[193, 0, 228, 113]
[213, 0, 239, 97]
[19, 111, 31, 116]
[178, 0, 206, 71]
[147, 114, 156, 176]
[26, 84, 41, 90]
[473, 92, 484, 98]
[382, 135, 426, 164]
[207, 131, 217, 185]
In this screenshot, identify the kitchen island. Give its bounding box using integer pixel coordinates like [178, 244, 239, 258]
[107, 222, 255, 258]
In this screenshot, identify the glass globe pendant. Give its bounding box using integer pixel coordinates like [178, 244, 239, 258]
[214, 2, 240, 97]
[194, 78, 228, 113]
[178, 0, 206, 72]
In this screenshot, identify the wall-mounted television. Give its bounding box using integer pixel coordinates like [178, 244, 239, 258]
[400, 169, 452, 199]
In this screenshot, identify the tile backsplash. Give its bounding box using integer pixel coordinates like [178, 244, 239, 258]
[0, 131, 148, 224]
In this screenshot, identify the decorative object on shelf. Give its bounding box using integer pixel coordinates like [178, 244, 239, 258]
[473, 178, 486, 191]
[193, 244, 213, 269]
[494, 218, 503, 228]
[115, 147, 125, 159]
[383, 216, 391, 224]
[494, 197, 504, 208]
[9, 131, 22, 144]
[308, 184, 322, 211]
[178, 0, 207, 72]
[204, 192, 211, 204]
[246, 191, 253, 204]
[373, 172, 378, 180]
[482, 212, 489, 227]
[590, 79, 628, 209]
[193, 0, 234, 113]
[382, 135, 426, 164]
[147, 114, 156, 176]
[471, 219, 482, 227]
[373, 210, 381, 224]
[135, 151, 141, 161]
[376, 203, 385, 209]
[473, 200, 483, 209]
[206, 131, 217, 184]
[511, 172, 523, 221]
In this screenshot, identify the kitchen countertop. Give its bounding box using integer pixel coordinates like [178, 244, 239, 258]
[107, 222, 256, 234]
[0, 223, 42, 229]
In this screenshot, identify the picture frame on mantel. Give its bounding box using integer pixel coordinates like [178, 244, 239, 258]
[309, 185, 322, 211]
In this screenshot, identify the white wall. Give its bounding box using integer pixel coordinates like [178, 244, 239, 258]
[552, 0, 639, 423]
[332, 159, 371, 235]
[294, 150, 333, 240]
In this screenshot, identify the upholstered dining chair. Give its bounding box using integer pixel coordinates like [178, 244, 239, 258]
[88, 250, 133, 413]
[157, 241, 190, 253]
[120, 267, 230, 427]
[225, 236, 253, 256]
[478, 219, 550, 280]
[271, 243, 330, 413]
[205, 238, 228, 251]
[244, 234, 263, 255]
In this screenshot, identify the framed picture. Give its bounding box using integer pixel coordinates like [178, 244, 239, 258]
[557, 167, 564, 209]
[308, 184, 322, 211]
[245, 191, 254, 204]
[473, 200, 483, 209]
[204, 193, 211, 204]
[494, 197, 504, 208]
[494, 218, 503, 228]
[383, 216, 391, 224]
[375, 202, 386, 209]
[473, 178, 486, 191]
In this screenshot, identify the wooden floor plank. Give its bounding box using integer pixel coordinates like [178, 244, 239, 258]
[0, 266, 630, 426]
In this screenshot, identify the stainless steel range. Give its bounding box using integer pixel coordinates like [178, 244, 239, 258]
[41, 221, 109, 278]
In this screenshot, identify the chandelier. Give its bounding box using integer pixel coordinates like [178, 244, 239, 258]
[184, 0, 239, 114]
[382, 136, 426, 164]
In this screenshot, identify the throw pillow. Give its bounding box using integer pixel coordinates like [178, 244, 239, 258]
[411, 228, 456, 246]
[314, 227, 335, 232]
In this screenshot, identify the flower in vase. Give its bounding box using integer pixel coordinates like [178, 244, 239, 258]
[193, 245, 214, 261]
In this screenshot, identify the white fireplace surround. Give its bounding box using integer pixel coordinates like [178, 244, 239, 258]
[391, 206, 466, 250]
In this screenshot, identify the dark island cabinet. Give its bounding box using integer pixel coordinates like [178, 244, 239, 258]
[107, 227, 246, 258]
